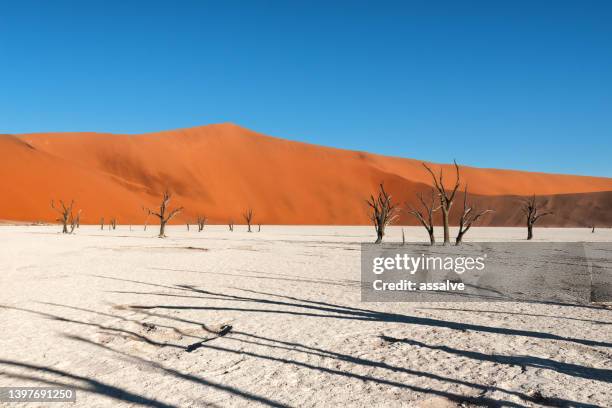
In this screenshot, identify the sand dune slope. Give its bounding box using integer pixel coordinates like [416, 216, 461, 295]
[1, 124, 610, 226]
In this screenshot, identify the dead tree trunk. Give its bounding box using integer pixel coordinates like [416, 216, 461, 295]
[197, 215, 207, 232]
[522, 194, 552, 240]
[110, 218, 117, 230]
[69, 210, 81, 234]
[258, 224, 261, 232]
[422, 161, 460, 245]
[455, 186, 492, 245]
[100, 217, 104, 230]
[51, 200, 75, 234]
[407, 189, 439, 245]
[228, 220, 234, 231]
[367, 183, 398, 244]
[142, 206, 151, 231]
[243, 209, 254, 232]
[146, 190, 184, 238]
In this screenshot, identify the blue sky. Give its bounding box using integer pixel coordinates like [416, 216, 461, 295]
[1, 1, 611, 176]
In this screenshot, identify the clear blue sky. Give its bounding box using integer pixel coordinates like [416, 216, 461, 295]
[1, 1, 611, 176]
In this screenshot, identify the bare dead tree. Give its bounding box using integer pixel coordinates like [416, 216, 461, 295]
[258, 224, 261, 232]
[422, 161, 461, 245]
[146, 190, 184, 238]
[455, 186, 492, 245]
[51, 200, 76, 234]
[69, 210, 81, 234]
[228, 220, 234, 231]
[406, 189, 440, 245]
[110, 218, 117, 230]
[522, 194, 553, 240]
[197, 215, 207, 232]
[243, 208, 254, 232]
[401, 228, 405, 245]
[100, 217, 104, 230]
[367, 183, 399, 244]
[592, 225, 596, 233]
[186, 222, 190, 231]
[142, 206, 151, 231]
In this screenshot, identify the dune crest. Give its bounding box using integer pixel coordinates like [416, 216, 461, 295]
[1, 124, 610, 226]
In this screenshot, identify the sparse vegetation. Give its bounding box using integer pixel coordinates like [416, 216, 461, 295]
[422, 161, 461, 245]
[50, 200, 80, 234]
[407, 189, 439, 245]
[146, 190, 184, 238]
[522, 194, 553, 240]
[455, 186, 492, 245]
[367, 183, 398, 244]
[243, 208, 254, 232]
[197, 215, 207, 232]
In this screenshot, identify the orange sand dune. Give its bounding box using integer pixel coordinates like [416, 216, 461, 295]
[1, 124, 611, 226]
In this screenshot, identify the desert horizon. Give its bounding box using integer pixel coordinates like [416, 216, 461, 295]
[2, 123, 611, 228]
[2, 2, 611, 407]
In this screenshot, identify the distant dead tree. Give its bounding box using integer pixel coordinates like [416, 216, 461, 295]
[228, 220, 234, 231]
[367, 183, 399, 244]
[422, 161, 461, 245]
[142, 206, 152, 231]
[110, 218, 117, 230]
[50, 200, 80, 234]
[186, 222, 190, 231]
[258, 224, 261, 232]
[455, 186, 492, 245]
[243, 208, 254, 232]
[522, 194, 552, 240]
[401, 228, 406, 245]
[407, 189, 440, 245]
[100, 217, 104, 230]
[146, 190, 183, 238]
[197, 215, 207, 232]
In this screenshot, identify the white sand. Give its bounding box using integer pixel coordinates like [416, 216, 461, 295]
[0, 225, 610, 407]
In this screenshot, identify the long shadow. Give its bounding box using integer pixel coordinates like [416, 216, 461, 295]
[224, 331, 600, 406]
[0, 359, 179, 408]
[66, 334, 534, 408]
[379, 336, 612, 384]
[9, 300, 600, 407]
[417, 307, 612, 326]
[0, 305, 185, 349]
[149, 267, 361, 288]
[98, 275, 612, 349]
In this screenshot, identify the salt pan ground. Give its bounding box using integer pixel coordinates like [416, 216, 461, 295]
[0, 226, 611, 407]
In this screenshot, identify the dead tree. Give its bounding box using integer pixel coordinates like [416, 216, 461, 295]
[228, 220, 234, 231]
[258, 224, 261, 232]
[197, 215, 207, 232]
[243, 208, 254, 232]
[142, 206, 151, 231]
[100, 217, 104, 230]
[51, 200, 77, 234]
[186, 222, 190, 231]
[455, 186, 492, 245]
[146, 190, 184, 238]
[367, 183, 399, 244]
[407, 189, 440, 245]
[401, 228, 406, 245]
[70, 210, 81, 234]
[522, 194, 552, 240]
[422, 161, 461, 245]
[110, 218, 117, 230]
